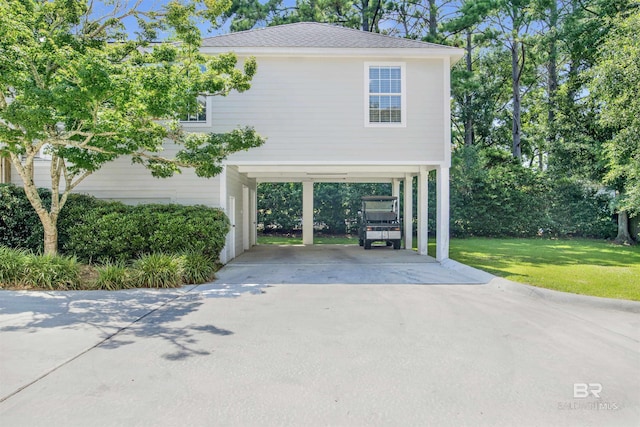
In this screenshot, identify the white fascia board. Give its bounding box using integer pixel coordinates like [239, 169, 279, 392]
[237, 164, 443, 180]
[200, 47, 465, 65]
[230, 160, 449, 166]
[257, 177, 396, 184]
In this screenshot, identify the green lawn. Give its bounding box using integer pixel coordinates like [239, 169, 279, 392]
[448, 238, 640, 301]
[257, 234, 640, 301]
[258, 235, 357, 245]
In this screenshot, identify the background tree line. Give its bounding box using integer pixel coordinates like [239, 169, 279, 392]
[236, 0, 639, 242]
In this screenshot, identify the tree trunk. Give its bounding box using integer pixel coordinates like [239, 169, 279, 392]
[361, 0, 370, 31]
[511, 40, 522, 160]
[615, 210, 636, 245]
[464, 30, 474, 146]
[545, 0, 558, 170]
[43, 222, 59, 255]
[428, 0, 437, 41]
[8, 152, 62, 255]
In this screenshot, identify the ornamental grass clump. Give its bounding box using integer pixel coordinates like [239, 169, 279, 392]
[95, 262, 132, 290]
[179, 251, 217, 284]
[22, 253, 81, 290]
[131, 253, 184, 288]
[0, 246, 29, 287]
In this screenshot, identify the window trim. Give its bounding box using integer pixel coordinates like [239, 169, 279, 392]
[180, 95, 212, 127]
[364, 62, 407, 128]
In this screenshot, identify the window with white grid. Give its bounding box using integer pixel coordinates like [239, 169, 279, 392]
[180, 96, 209, 124]
[365, 63, 406, 127]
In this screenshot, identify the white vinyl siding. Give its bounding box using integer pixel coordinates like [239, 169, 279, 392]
[216, 57, 444, 163]
[13, 146, 223, 207]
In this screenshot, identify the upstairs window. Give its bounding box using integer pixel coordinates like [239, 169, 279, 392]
[181, 96, 208, 123]
[365, 63, 406, 127]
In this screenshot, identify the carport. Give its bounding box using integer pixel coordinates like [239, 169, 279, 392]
[234, 163, 451, 261]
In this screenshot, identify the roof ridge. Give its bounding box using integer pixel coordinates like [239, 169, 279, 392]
[201, 22, 457, 50]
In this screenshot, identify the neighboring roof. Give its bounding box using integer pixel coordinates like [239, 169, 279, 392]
[201, 22, 458, 50]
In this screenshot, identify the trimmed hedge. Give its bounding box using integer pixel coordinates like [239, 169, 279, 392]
[64, 203, 229, 262]
[0, 184, 229, 262]
[0, 185, 102, 253]
[450, 147, 616, 238]
[0, 184, 48, 251]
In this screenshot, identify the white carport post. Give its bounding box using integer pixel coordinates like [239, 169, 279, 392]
[436, 166, 450, 261]
[392, 179, 400, 200]
[404, 174, 413, 250]
[250, 188, 257, 247]
[303, 181, 314, 245]
[417, 167, 428, 255]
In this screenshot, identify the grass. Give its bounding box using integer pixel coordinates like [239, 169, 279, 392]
[257, 235, 358, 245]
[448, 238, 640, 301]
[258, 234, 640, 301]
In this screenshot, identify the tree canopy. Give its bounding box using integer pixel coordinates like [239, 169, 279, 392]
[0, 0, 265, 254]
[590, 11, 640, 217]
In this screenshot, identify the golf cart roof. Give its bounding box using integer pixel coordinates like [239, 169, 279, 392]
[361, 196, 397, 201]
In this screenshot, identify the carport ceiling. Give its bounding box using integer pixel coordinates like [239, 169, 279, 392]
[236, 164, 434, 182]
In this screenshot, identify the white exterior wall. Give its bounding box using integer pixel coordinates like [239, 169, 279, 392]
[213, 56, 446, 164]
[10, 146, 222, 207]
[225, 165, 257, 258]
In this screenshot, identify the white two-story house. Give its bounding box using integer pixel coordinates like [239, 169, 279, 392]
[5, 22, 463, 263]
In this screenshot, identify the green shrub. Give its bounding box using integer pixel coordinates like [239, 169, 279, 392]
[0, 184, 107, 253]
[450, 147, 551, 237]
[57, 193, 107, 250]
[63, 204, 147, 262]
[0, 184, 49, 252]
[1, 185, 229, 263]
[131, 253, 183, 288]
[95, 262, 132, 290]
[64, 203, 229, 262]
[0, 246, 29, 286]
[139, 204, 229, 257]
[179, 251, 217, 284]
[547, 178, 616, 238]
[22, 253, 81, 290]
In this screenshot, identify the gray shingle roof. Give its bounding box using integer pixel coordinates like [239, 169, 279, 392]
[201, 22, 456, 50]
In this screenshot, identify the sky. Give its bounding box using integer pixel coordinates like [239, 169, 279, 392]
[111, 0, 239, 39]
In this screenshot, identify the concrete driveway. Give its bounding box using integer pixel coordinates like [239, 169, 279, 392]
[1, 245, 639, 426]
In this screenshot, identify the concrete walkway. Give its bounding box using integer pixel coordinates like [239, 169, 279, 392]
[1, 247, 639, 426]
